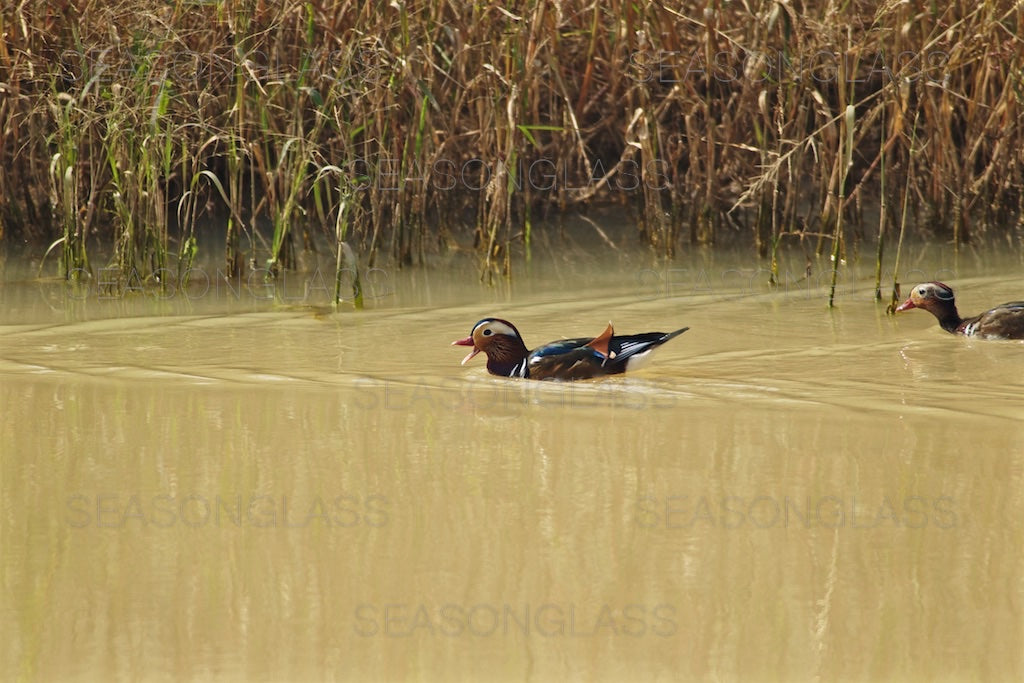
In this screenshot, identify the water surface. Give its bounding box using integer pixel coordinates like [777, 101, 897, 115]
[2, 241, 1022, 681]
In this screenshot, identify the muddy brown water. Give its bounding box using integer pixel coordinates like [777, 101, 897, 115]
[2, 243, 1022, 681]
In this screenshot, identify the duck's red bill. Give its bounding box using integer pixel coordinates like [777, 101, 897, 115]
[451, 336, 480, 365]
[895, 298, 916, 312]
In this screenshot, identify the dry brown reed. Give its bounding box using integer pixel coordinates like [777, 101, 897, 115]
[1, 0, 1021, 287]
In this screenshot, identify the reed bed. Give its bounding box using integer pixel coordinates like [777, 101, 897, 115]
[1, 1, 1022, 290]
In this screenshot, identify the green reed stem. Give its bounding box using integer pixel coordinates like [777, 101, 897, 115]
[829, 105, 855, 309]
[888, 108, 922, 314]
[873, 98, 887, 301]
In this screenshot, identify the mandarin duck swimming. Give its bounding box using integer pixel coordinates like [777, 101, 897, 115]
[451, 318, 689, 380]
[896, 282, 1024, 339]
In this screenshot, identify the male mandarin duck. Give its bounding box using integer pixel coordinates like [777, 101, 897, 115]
[451, 318, 689, 380]
[896, 282, 1024, 339]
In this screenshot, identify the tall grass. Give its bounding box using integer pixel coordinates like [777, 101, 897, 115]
[1, 1, 1021, 288]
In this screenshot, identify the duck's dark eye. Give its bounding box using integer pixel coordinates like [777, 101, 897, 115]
[483, 329, 492, 336]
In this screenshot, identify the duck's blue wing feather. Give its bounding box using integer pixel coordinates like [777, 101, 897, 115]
[529, 337, 597, 359]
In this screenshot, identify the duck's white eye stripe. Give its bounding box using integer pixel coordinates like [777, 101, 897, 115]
[478, 321, 518, 337]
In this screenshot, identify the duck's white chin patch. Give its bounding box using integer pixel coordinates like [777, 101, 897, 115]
[624, 350, 654, 372]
